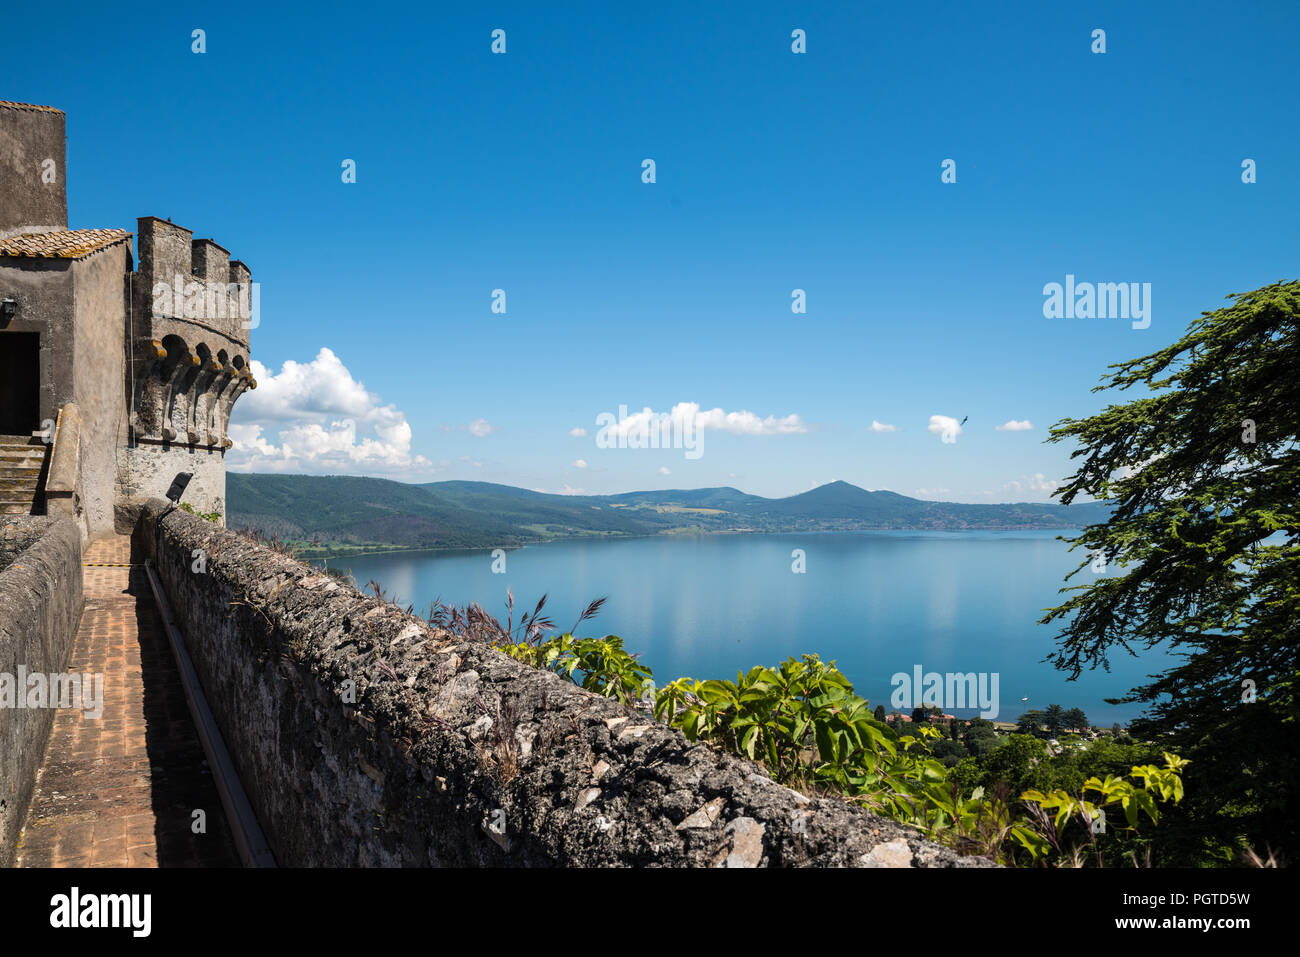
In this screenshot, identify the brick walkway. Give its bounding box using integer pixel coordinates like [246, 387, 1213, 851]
[16, 536, 238, 867]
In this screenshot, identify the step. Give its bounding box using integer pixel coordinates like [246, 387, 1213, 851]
[0, 452, 48, 468]
[0, 481, 40, 496]
[0, 502, 37, 515]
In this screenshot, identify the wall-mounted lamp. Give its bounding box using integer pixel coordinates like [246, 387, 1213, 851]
[1, 298, 16, 321]
[165, 471, 193, 504]
[160, 471, 193, 518]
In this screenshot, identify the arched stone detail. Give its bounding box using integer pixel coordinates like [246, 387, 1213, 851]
[190, 342, 224, 446]
[213, 362, 247, 440]
[132, 338, 174, 439]
[166, 337, 202, 442]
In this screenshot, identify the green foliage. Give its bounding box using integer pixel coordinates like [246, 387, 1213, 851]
[962, 718, 999, 757]
[1020, 754, 1190, 866]
[501, 633, 651, 704]
[653, 655, 907, 794]
[979, 734, 1046, 796]
[647, 655, 1184, 866]
[1043, 704, 1067, 735]
[1016, 710, 1044, 736]
[178, 502, 221, 523]
[1043, 279, 1300, 861]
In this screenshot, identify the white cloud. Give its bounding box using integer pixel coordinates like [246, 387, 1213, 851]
[996, 419, 1034, 431]
[657, 466, 671, 475]
[569, 426, 588, 438]
[573, 459, 588, 469]
[1028, 473, 1059, 492]
[693, 404, 806, 435]
[601, 402, 807, 440]
[228, 347, 432, 477]
[558, 484, 588, 496]
[870, 420, 898, 433]
[928, 414, 963, 444]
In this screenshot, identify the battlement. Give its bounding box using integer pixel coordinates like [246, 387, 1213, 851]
[132, 216, 252, 352]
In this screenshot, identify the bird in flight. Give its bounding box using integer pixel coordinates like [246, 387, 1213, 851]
[961, 416, 969, 427]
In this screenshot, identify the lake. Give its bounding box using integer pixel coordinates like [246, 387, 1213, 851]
[333, 530, 1167, 724]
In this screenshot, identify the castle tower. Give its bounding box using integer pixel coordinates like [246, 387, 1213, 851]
[117, 217, 256, 522]
[0, 101, 67, 239]
[0, 101, 253, 535]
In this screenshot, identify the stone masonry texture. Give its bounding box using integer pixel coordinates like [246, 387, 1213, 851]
[0, 516, 82, 866]
[133, 499, 995, 868]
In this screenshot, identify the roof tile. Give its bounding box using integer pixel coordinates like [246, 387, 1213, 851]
[0, 229, 131, 260]
[0, 100, 64, 114]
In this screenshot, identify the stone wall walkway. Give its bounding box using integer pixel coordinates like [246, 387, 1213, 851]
[16, 536, 238, 867]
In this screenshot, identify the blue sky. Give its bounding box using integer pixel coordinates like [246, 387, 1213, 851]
[9, 0, 1298, 499]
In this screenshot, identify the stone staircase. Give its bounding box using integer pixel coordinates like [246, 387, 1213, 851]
[0, 434, 49, 515]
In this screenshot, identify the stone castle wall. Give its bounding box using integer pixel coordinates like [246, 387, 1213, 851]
[132, 499, 992, 868]
[0, 516, 83, 867]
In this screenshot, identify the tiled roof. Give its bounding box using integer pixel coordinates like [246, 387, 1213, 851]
[0, 101, 64, 114]
[0, 229, 130, 260]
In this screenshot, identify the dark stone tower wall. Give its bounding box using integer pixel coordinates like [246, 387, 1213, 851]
[0, 103, 68, 240]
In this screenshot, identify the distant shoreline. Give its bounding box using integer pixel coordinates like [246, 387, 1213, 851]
[288, 524, 1083, 565]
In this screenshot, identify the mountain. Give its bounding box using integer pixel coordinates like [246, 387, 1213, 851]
[226, 473, 1110, 557]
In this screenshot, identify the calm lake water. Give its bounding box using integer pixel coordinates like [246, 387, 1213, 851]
[334, 531, 1166, 724]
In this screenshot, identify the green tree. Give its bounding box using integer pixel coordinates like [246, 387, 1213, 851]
[1064, 708, 1088, 732]
[931, 737, 968, 767]
[1016, 710, 1044, 736]
[1043, 704, 1067, 735]
[963, 718, 999, 757]
[978, 734, 1045, 796]
[1042, 279, 1300, 862]
[873, 703, 887, 723]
